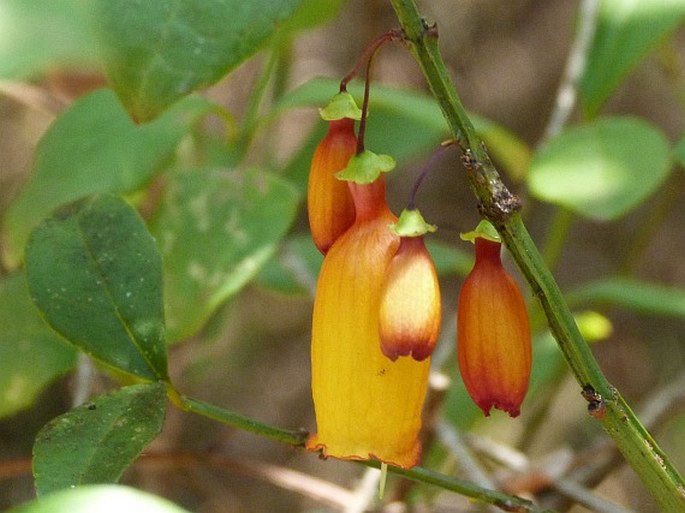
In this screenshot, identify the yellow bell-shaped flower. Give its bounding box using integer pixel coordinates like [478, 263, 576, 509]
[307, 178, 431, 468]
[379, 209, 441, 362]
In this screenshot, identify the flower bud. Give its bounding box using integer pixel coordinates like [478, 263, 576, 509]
[307, 118, 357, 254]
[457, 227, 531, 417]
[379, 210, 441, 362]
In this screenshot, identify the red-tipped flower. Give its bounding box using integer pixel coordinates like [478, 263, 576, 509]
[457, 221, 531, 417]
[307, 92, 361, 254]
[379, 209, 441, 361]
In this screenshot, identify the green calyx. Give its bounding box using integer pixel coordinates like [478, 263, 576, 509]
[390, 208, 437, 237]
[336, 150, 395, 184]
[319, 91, 362, 121]
[460, 219, 501, 244]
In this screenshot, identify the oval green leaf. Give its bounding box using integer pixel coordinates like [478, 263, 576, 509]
[9, 485, 190, 513]
[94, 0, 303, 121]
[2, 89, 213, 269]
[25, 195, 168, 381]
[0, 273, 76, 418]
[33, 383, 167, 495]
[580, 0, 685, 117]
[150, 168, 300, 342]
[528, 117, 671, 221]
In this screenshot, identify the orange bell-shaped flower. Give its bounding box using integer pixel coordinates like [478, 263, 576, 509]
[379, 209, 441, 362]
[307, 118, 357, 254]
[457, 223, 531, 417]
[307, 176, 431, 468]
[307, 92, 362, 254]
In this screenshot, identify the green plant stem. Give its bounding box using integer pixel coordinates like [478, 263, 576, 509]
[618, 172, 683, 275]
[540, 207, 574, 270]
[177, 394, 542, 512]
[178, 394, 308, 447]
[361, 460, 553, 513]
[236, 47, 280, 155]
[389, 1, 685, 511]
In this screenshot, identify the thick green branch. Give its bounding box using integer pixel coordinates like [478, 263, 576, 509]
[389, 0, 685, 511]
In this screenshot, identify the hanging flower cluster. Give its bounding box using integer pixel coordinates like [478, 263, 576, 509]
[306, 32, 531, 471]
[306, 88, 440, 468]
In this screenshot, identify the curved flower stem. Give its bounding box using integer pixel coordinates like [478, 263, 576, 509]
[175, 393, 541, 512]
[389, 1, 685, 511]
[177, 394, 308, 447]
[361, 460, 553, 513]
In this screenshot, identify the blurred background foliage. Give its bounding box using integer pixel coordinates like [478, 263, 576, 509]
[1, 0, 685, 511]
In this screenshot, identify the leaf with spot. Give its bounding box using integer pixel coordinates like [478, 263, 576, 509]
[0, 273, 76, 419]
[2, 89, 213, 269]
[25, 194, 168, 381]
[33, 383, 167, 495]
[94, 0, 303, 121]
[150, 167, 300, 342]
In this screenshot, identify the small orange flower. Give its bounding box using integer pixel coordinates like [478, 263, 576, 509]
[457, 222, 531, 417]
[307, 177, 431, 468]
[379, 210, 441, 362]
[307, 117, 357, 254]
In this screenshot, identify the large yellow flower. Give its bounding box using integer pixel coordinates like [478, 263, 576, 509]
[307, 178, 431, 468]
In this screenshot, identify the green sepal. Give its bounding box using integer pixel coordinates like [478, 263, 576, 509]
[460, 219, 501, 244]
[319, 91, 362, 121]
[390, 208, 437, 237]
[336, 150, 395, 184]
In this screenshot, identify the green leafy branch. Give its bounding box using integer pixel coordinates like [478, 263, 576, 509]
[20, 193, 544, 512]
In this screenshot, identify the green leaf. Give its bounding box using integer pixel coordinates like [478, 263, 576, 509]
[527, 117, 671, 221]
[567, 277, 685, 318]
[33, 383, 167, 495]
[25, 195, 168, 381]
[151, 168, 300, 342]
[2, 89, 213, 269]
[0, 0, 99, 79]
[580, 0, 685, 117]
[94, 0, 303, 121]
[278, 0, 346, 33]
[9, 485, 191, 513]
[0, 273, 76, 418]
[255, 234, 322, 296]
